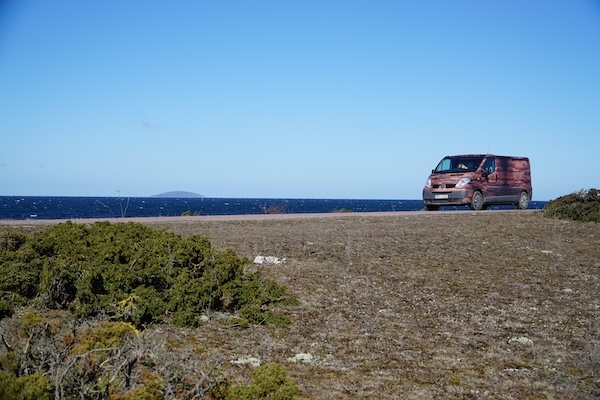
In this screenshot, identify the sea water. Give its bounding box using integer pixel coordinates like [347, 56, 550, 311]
[0, 196, 548, 220]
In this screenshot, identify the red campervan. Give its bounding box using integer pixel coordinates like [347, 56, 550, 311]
[423, 154, 532, 211]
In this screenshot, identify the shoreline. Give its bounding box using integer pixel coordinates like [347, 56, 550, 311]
[0, 209, 537, 226]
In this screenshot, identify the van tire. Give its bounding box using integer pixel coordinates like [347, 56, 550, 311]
[470, 191, 485, 211]
[517, 191, 530, 210]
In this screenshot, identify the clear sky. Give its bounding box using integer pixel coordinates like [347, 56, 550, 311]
[1, 1, 599, 200]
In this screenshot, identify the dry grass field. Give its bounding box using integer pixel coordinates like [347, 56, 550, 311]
[143, 210, 600, 399]
[2, 210, 599, 399]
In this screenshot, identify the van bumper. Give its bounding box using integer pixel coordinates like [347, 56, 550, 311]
[422, 189, 471, 206]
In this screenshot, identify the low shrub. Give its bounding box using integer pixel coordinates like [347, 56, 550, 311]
[225, 363, 304, 400]
[544, 188, 600, 222]
[110, 373, 166, 400]
[0, 232, 27, 252]
[72, 321, 139, 354]
[0, 312, 229, 399]
[260, 203, 288, 214]
[0, 371, 51, 400]
[0, 221, 295, 328]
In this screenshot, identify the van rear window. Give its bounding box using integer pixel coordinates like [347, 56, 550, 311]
[435, 157, 484, 173]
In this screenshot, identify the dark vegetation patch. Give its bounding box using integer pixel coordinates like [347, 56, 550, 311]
[544, 188, 600, 222]
[0, 222, 300, 399]
[0, 221, 294, 329]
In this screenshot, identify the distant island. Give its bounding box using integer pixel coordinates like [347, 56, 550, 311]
[152, 191, 205, 198]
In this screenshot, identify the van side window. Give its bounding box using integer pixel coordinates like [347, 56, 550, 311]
[482, 157, 495, 174]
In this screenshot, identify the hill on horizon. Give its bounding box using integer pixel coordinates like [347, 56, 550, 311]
[152, 191, 205, 198]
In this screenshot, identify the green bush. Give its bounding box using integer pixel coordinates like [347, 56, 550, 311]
[110, 374, 166, 400]
[0, 371, 51, 400]
[544, 189, 600, 222]
[0, 232, 27, 252]
[225, 363, 303, 400]
[73, 321, 139, 354]
[0, 300, 13, 319]
[0, 222, 295, 328]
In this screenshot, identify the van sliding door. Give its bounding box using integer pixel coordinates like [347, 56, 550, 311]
[482, 157, 502, 201]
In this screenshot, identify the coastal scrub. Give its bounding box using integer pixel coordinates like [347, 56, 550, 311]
[0, 221, 295, 328]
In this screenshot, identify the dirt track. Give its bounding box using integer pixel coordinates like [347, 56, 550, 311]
[0, 209, 534, 226]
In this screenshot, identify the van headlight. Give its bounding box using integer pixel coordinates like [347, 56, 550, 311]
[425, 178, 432, 188]
[456, 177, 471, 188]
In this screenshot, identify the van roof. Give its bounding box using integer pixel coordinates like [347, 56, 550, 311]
[447, 154, 529, 160]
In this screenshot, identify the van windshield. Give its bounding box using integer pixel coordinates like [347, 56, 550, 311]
[435, 156, 484, 173]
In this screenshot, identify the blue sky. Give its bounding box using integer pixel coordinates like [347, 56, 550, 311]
[1, 1, 598, 200]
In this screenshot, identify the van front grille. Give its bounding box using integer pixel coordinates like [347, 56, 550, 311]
[432, 184, 456, 189]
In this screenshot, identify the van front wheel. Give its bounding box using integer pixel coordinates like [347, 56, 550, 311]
[517, 191, 530, 210]
[470, 191, 485, 211]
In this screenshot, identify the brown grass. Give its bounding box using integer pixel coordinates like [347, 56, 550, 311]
[3, 211, 599, 399]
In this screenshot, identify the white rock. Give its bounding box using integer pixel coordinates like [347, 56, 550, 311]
[509, 336, 534, 346]
[287, 353, 315, 364]
[253, 255, 286, 265]
[231, 357, 261, 368]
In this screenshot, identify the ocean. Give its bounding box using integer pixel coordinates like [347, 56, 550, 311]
[0, 196, 548, 220]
